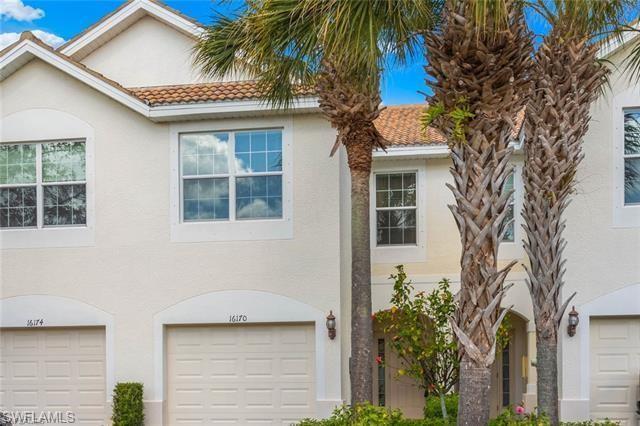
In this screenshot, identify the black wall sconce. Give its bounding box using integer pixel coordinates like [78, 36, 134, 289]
[567, 306, 579, 337]
[326, 311, 336, 340]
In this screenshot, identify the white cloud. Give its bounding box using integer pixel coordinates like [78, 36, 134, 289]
[0, 0, 45, 22]
[0, 30, 65, 50]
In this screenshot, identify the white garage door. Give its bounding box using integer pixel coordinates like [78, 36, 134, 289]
[0, 327, 107, 425]
[166, 323, 316, 425]
[590, 317, 640, 426]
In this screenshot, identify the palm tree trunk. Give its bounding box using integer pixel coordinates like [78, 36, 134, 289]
[349, 164, 374, 404]
[316, 62, 384, 404]
[523, 30, 607, 425]
[424, 1, 533, 423]
[458, 357, 491, 425]
[537, 338, 559, 424]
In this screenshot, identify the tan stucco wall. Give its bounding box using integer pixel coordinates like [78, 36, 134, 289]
[81, 15, 244, 87]
[0, 59, 341, 407]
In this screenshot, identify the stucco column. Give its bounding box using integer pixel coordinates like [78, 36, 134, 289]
[523, 325, 537, 412]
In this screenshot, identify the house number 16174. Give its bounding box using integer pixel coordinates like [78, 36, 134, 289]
[229, 314, 247, 323]
[26, 319, 44, 327]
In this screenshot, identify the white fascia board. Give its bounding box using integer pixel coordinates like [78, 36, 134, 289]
[373, 145, 450, 158]
[60, 0, 203, 57]
[148, 97, 320, 121]
[375, 138, 523, 159]
[598, 24, 640, 59]
[1, 42, 150, 116]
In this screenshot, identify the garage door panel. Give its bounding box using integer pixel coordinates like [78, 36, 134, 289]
[590, 317, 640, 425]
[167, 324, 316, 424]
[0, 328, 107, 424]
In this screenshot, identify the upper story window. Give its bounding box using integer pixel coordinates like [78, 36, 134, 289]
[180, 129, 283, 222]
[0, 141, 86, 229]
[624, 110, 640, 205]
[375, 172, 417, 246]
[502, 173, 515, 242]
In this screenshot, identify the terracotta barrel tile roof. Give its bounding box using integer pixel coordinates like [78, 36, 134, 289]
[375, 104, 525, 146]
[129, 81, 315, 106]
[375, 104, 445, 146]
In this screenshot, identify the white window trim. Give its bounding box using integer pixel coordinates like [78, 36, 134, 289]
[498, 163, 524, 260]
[0, 109, 95, 249]
[0, 140, 87, 229]
[614, 104, 640, 227]
[370, 159, 427, 264]
[169, 117, 294, 242]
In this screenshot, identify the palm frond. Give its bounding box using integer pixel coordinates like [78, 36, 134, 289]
[194, 0, 443, 109]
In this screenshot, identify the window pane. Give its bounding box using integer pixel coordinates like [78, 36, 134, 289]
[236, 132, 251, 153]
[0, 186, 37, 228]
[376, 172, 416, 208]
[235, 130, 282, 174]
[267, 152, 282, 172]
[183, 178, 229, 221]
[0, 144, 36, 184]
[376, 174, 388, 190]
[42, 141, 85, 182]
[504, 173, 514, 193]
[502, 204, 515, 242]
[624, 111, 640, 155]
[236, 176, 282, 219]
[181, 133, 229, 176]
[624, 158, 640, 205]
[43, 184, 86, 226]
[251, 131, 266, 152]
[377, 209, 417, 246]
[501, 174, 515, 242]
[267, 131, 282, 151]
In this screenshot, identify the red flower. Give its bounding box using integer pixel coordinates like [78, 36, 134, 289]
[375, 356, 383, 365]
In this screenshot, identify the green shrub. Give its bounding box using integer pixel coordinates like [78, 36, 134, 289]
[112, 382, 144, 426]
[424, 394, 458, 419]
[299, 404, 403, 426]
[298, 404, 618, 426]
[298, 403, 455, 426]
[488, 408, 619, 426]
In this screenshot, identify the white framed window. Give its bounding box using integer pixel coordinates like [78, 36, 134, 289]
[0, 140, 87, 230]
[375, 172, 417, 246]
[179, 130, 283, 223]
[497, 164, 524, 260]
[614, 100, 640, 227]
[170, 117, 293, 242]
[623, 110, 640, 206]
[501, 173, 516, 243]
[370, 160, 426, 263]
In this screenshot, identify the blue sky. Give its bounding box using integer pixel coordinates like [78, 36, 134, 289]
[0, 0, 549, 105]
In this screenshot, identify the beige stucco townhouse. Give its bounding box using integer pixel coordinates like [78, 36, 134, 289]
[0, 1, 638, 425]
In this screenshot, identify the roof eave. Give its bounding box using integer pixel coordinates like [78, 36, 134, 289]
[598, 23, 640, 59]
[147, 97, 321, 122]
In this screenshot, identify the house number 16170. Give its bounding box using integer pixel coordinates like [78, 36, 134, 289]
[229, 314, 247, 323]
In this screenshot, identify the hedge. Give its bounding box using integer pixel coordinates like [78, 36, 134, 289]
[112, 382, 144, 426]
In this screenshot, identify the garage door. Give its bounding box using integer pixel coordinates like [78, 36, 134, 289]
[590, 317, 640, 426]
[0, 327, 107, 425]
[166, 323, 316, 425]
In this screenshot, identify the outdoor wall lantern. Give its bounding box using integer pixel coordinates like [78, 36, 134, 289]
[326, 311, 337, 340]
[567, 306, 579, 337]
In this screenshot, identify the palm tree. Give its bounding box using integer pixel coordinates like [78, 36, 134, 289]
[522, 1, 631, 423]
[193, 0, 441, 404]
[423, 1, 533, 424]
